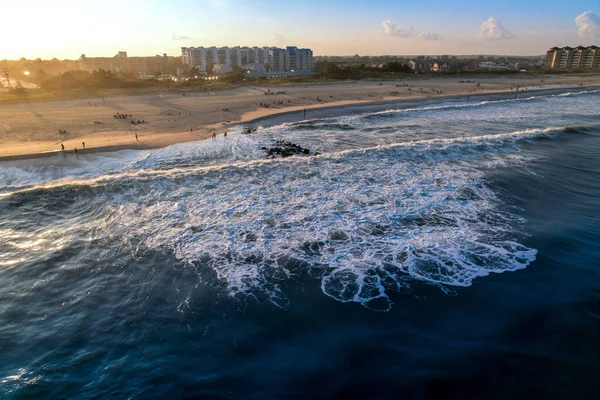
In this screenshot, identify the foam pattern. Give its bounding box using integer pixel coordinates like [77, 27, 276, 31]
[100, 129, 540, 310]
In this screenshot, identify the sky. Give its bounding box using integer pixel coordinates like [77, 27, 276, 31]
[2, 0, 600, 60]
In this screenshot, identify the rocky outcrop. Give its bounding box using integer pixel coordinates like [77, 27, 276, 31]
[261, 141, 313, 158]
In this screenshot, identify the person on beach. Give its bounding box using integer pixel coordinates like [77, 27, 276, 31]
[212, 132, 216, 139]
[82, 142, 85, 148]
[135, 133, 138, 141]
[61, 143, 65, 151]
[224, 131, 228, 138]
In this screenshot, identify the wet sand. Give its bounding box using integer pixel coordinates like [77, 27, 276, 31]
[1, 74, 598, 161]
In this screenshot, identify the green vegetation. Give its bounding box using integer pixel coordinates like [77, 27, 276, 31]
[37, 69, 153, 90]
[313, 61, 412, 79]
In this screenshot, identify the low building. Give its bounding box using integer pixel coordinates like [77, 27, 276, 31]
[408, 60, 425, 71]
[213, 64, 232, 75]
[79, 52, 168, 75]
[431, 61, 449, 72]
[545, 46, 600, 70]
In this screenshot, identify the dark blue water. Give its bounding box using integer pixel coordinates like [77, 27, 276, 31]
[1, 89, 599, 399]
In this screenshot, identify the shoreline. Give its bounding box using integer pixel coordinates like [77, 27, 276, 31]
[1, 84, 598, 163]
[238, 85, 599, 128]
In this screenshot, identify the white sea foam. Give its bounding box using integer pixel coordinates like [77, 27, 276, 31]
[556, 89, 600, 97]
[94, 128, 541, 310]
[0, 134, 264, 193]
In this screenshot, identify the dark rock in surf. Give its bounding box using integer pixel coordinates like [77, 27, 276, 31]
[264, 140, 313, 158]
[242, 126, 258, 134]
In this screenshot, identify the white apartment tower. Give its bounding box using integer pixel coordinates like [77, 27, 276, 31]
[268, 48, 289, 72]
[286, 46, 313, 71]
[181, 45, 313, 74]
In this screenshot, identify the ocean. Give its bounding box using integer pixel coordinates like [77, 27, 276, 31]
[1, 89, 599, 399]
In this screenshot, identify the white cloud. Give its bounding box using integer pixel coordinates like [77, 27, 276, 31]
[381, 19, 441, 40]
[477, 17, 515, 40]
[576, 11, 600, 38]
[172, 34, 192, 41]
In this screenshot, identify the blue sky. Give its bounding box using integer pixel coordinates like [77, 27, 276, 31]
[2, 0, 600, 59]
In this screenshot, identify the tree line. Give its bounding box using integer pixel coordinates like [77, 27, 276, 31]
[313, 60, 413, 79]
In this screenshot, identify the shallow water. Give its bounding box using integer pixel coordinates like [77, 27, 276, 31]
[1, 89, 599, 398]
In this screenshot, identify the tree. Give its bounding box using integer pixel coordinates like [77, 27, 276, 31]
[166, 57, 184, 76]
[382, 61, 412, 73]
[222, 70, 244, 83]
[188, 66, 199, 77]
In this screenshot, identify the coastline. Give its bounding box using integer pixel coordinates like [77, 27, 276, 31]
[238, 85, 600, 128]
[1, 82, 598, 163]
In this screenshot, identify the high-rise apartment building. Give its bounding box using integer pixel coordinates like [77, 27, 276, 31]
[545, 46, 600, 70]
[286, 46, 313, 72]
[181, 45, 313, 74]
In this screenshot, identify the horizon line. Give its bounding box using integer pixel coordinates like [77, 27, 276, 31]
[2, 53, 547, 62]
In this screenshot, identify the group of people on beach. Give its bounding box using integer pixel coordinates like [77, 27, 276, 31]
[264, 90, 286, 95]
[113, 112, 147, 125]
[114, 112, 132, 119]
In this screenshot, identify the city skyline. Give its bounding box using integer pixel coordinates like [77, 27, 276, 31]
[2, 0, 600, 60]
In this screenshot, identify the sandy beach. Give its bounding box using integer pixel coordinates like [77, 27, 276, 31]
[1, 74, 598, 161]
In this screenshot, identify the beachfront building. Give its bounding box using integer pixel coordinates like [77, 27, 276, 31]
[545, 46, 600, 70]
[79, 52, 169, 75]
[430, 61, 449, 72]
[268, 48, 289, 72]
[408, 60, 428, 72]
[181, 45, 313, 74]
[286, 46, 313, 72]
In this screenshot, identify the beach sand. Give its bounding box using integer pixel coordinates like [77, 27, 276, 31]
[1, 74, 598, 160]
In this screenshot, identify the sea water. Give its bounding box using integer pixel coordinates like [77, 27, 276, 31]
[1, 89, 599, 398]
